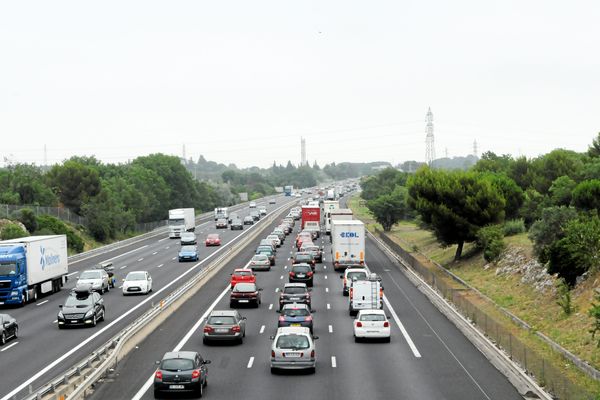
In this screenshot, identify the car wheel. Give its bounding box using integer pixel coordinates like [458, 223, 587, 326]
[153, 388, 161, 398]
[229, 302, 235, 308]
[100, 308, 106, 322]
[309, 367, 316, 374]
[13, 327, 18, 338]
[0, 332, 5, 345]
[198, 381, 203, 397]
[354, 336, 360, 343]
[270, 367, 277, 375]
[203, 337, 210, 345]
[203, 377, 208, 387]
[106, 284, 110, 292]
[385, 336, 391, 343]
[91, 315, 97, 327]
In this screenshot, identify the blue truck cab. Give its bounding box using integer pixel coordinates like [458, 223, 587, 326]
[0, 245, 28, 305]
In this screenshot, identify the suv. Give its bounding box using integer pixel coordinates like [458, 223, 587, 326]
[259, 207, 267, 216]
[270, 327, 317, 374]
[57, 286, 105, 328]
[279, 283, 311, 310]
[250, 210, 260, 221]
[249, 201, 257, 208]
[243, 216, 254, 225]
[203, 310, 247, 344]
[231, 217, 244, 230]
[289, 263, 313, 287]
[154, 351, 210, 398]
[77, 269, 110, 294]
[215, 218, 228, 229]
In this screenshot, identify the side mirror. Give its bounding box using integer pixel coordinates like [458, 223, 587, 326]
[155, 360, 161, 365]
[339, 275, 344, 279]
[59, 305, 63, 308]
[313, 336, 319, 340]
[276, 309, 281, 313]
[269, 335, 275, 340]
[203, 360, 212, 365]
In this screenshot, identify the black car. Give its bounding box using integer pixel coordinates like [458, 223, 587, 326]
[292, 252, 316, 270]
[243, 216, 254, 225]
[230, 282, 262, 307]
[250, 210, 260, 221]
[0, 314, 18, 345]
[154, 351, 210, 398]
[57, 286, 105, 329]
[289, 263, 313, 287]
[279, 283, 311, 310]
[230, 217, 244, 230]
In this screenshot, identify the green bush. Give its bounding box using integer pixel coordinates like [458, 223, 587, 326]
[476, 225, 506, 263]
[556, 278, 573, 315]
[1, 223, 28, 240]
[36, 215, 84, 253]
[503, 219, 526, 236]
[16, 208, 38, 233]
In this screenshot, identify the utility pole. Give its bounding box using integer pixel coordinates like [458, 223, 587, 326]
[182, 144, 186, 161]
[425, 107, 435, 165]
[445, 147, 449, 158]
[473, 140, 478, 157]
[301, 137, 307, 166]
[44, 144, 48, 167]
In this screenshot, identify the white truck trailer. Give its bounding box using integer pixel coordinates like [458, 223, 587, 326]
[331, 220, 365, 271]
[168, 208, 196, 238]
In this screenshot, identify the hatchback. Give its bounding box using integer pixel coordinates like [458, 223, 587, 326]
[122, 271, 153, 295]
[203, 310, 246, 344]
[279, 283, 311, 310]
[243, 216, 254, 225]
[0, 314, 18, 345]
[154, 351, 210, 398]
[270, 327, 317, 373]
[278, 303, 313, 333]
[289, 264, 314, 287]
[353, 309, 391, 342]
[249, 254, 271, 271]
[178, 245, 199, 262]
[205, 233, 221, 246]
[180, 232, 197, 245]
[230, 269, 256, 289]
[230, 282, 262, 307]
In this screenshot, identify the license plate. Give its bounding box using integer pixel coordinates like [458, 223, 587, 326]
[238, 300, 249, 303]
[215, 328, 228, 333]
[70, 320, 77, 323]
[291, 323, 301, 327]
[169, 385, 185, 389]
[285, 353, 301, 358]
[297, 274, 305, 278]
[290, 297, 300, 301]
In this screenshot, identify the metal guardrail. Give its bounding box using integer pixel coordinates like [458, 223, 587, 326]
[22, 197, 292, 400]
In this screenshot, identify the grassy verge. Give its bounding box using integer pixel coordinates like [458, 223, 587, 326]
[348, 195, 600, 395]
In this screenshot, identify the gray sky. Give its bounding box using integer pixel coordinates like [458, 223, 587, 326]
[1, 0, 599, 169]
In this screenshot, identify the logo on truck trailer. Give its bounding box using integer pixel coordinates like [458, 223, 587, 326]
[40, 246, 61, 270]
[340, 232, 360, 238]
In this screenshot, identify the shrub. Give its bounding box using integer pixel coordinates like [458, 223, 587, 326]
[16, 208, 38, 233]
[556, 278, 573, 315]
[589, 292, 600, 347]
[1, 223, 28, 240]
[476, 225, 506, 263]
[36, 215, 84, 253]
[503, 219, 526, 236]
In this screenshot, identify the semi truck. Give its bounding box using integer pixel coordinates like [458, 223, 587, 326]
[326, 208, 353, 235]
[301, 205, 321, 229]
[0, 235, 69, 305]
[284, 185, 294, 196]
[214, 207, 228, 221]
[168, 208, 196, 238]
[331, 220, 365, 271]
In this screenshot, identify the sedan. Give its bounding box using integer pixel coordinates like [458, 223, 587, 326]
[256, 249, 275, 266]
[269, 199, 276, 204]
[289, 264, 313, 287]
[154, 351, 210, 398]
[292, 252, 316, 270]
[278, 303, 313, 333]
[205, 233, 221, 246]
[0, 314, 18, 345]
[279, 283, 311, 310]
[58, 286, 105, 329]
[180, 232, 197, 245]
[215, 218, 228, 229]
[203, 310, 246, 344]
[230, 218, 244, 230]
[122, 271, 152, 295]
[77, 269, 110, 294]
[249, 254, 271, 271]
[250, 210, 260, 221]
[230, 269, 256, 289]
[230, 283, 262, 307]
[353, 309, 391, 342]
[243, 216, 254, 225]
[178, 245, 199, 262]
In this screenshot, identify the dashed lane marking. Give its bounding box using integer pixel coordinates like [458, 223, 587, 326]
[120, 265, 128, 270]
[269, 304, 273, 310]
[327, 303, 331, 310]
[36, 300, 48, 306]
[260, 325, 265, 334]
[329, 325, 333, 333]
[157, 264, 164, 268]
[0, 342, 19, 352]
[331, 356, 337, 368]
[247, 357, 255, 368]
[138, 258, 144, 262]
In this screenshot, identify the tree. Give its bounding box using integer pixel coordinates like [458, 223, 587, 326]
[16, 208, 38, 232]
[366, 186, 409, 231]
[530, 149, 584, 194]
[572, 180, 600, 211]
[528, 206, 578, 264]
[482, 173, 524, 219]
[476, 225, 506, 263]
[1, 223, 27, 240]
[520, 189, 548, 227]
[47, 159, 101, 214]
[549, 176, 576, 206]
[408, 167, 506, 259]
[587, 132, 600, 158]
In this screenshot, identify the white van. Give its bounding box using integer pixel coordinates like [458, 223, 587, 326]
[349, 273, 383, 316]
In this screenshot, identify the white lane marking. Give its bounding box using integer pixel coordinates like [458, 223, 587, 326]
[383, 295, 421, 358]
[247, 357, 255, 369]
[284, 266, 287, 270]
[52, 320, 57, 324]
[158, 237, 169, 242]
[280, 275, 283, 280]
[324, 275, 328, 280]
[324, 265, 327, 269]
[120, 265, 128, 270]
[138, 258, 144, 262]
[275, 288, 279, 292]
[66, 271, 79, 277]
[100, 245, 149, 264]
[152, 252, 157, 255]
[171, 257, 176, 260]
[287, 257, 290, 261]
[269, 304, 273, 310]
[325, 287, 329, 293]
[331, 356, 337, 368]
[118, 285, 123, 289]
[327, 303, 331, 310]
[36, 300, 48, 306]
[260, 325, 265, 334]
[328, 325, 333, 333]
[0, 342, 18, 352]
[166, 246, 170, 249]
[157, 264, 164, 268]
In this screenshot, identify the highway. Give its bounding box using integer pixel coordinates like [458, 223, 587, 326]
[85, 196, 523, 400]
[0, 196, 297, 400]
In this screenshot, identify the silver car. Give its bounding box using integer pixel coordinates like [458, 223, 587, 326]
[77, 270, 110, 294]
[203, 310, 247, 344]
[249, 254, 271, 271]
[180, 232, 197, 245]
[270, 326, 318, 373]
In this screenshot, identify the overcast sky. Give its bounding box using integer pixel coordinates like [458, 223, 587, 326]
[1, 1, 599, 169]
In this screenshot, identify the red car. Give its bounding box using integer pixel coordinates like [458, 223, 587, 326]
[205, 233, 221, 246]
[296, 233, 313, 250]
[230, 269, 256, 289]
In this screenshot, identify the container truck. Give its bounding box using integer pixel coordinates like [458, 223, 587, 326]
[331, 220, 365, 271]
[284, 185, 294, 196]
[168, 208, 196, 238]
[326, 208, 353, 235]
[301, 205, 321, 230]
[214, 207, 228, 221]
[0, 235, 69, 305]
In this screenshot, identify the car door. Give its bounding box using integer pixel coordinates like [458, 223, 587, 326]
[147, 273, 152, 292]
[94, 293, 103, 317]
[236, 311, 246, 334]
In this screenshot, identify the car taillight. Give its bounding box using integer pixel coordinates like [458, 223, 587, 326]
[380, 288, 384, 299]
[356, 321, 362, 327]
[279, 316, 285, 321]
[343, 278, 347, 286]
[203, 326, 214, 333]
[360, 261, 364, 265]
[191, 370, 201, 379]
[271, 350, 275, 358]
[289, 272, 295, 277]
[232, 325, 241, 332]
[383, 321, 390, 328]
[349, 288, 353, 300]
[155, 370, 163, 381]
[307, 271, 313, 276]
[305, 316, 312, 321]
[310, 350, 315, 358]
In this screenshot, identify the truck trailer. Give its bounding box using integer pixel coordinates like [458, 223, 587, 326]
[326, 208, 353, 235]
[168, 208, 196, 238]
[331, 220, 365, 271]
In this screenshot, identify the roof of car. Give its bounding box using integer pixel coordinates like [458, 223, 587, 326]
[234, 268, 253, 273]
[276, 326, 311, 335]
[162, 351, 198, 360]
[282, 303, 310, 310]
[284, 282, 308, 288]
[292, 263, 312, 268]
[207, 233, 219, 238]
[357, 309, 386, 316]
[209, 310, 237, 317]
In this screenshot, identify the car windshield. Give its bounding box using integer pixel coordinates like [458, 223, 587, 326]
[283, 308, 309, 317]
[79, 271, 101, 279]
[252, 255, 268, 261]
[348, 271, 367, 281]
[293, 265, 311, 273]
[182, 234, 194, 239]
[161, 358, 194, 372]
[296, 254, 311, 261]
[181, 246, 196, 252]
[257, 247, 272, 253]
[0, 262, 17, 276]
[126, 272, 146, 281]
[361, 314, 386, 322]
[208, 316, 236, 325]
[234, 283, 256, 292]
[283, 287, 307, 294]
[64, 295, 93, 307]
[234, 271, 253, 277]
[207, 234, 218, 239]
[276, 334, 310, 350]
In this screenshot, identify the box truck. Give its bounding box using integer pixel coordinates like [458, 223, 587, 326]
[331, 220, 365, 271]
[168, 208, 196, 238]
[301, 205, 320, 229]
[214, 207, 228, 221]
[326, 208, 353, 235]
[284, 185, 294, 196]
[0, 235, 69, 305]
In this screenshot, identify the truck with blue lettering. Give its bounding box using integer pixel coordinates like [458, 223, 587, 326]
[284, 185, 294, 196]
[0, 235, 69, 305]
[331, 220, 365, 271]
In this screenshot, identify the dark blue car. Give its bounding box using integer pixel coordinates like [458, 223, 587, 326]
[178, 245, 199, 262]
[278, 303, 313, 333]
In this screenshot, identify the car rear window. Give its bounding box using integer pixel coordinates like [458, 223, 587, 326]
[235, 271, 253, 277]
[295, 254, 312, 261]
[276, 335, 310, 350]
[181, 246, 196, 252]
[208, 234, 218, 239]
[252, 255, 268, 261]
[161, 358, 194, 371]
[347, 271, 367, 281]
[208, 316, 236, 325]
[360, 314, 386, 322]
[283, 287, 307, 294]
[292, 265, 311, 273]
[234, 283, 256, 292]
[283, 308, 309, 317]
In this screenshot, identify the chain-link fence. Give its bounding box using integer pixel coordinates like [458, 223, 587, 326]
[375, 228, 597, 400]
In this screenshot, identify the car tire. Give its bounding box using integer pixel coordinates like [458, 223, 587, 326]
[58, 324, 64, 330]
[0, 332, 5, 345]
[106, 284, 110, 292]
[229, 302, 235, 308]
[198, 382, 203, 398]
[270, 367, 277, 375]
[385, 337, 391, 343]
[100, 308, 105, 322]
[13, 327, 18, 338]
[203, 337, 210, 345]
[309, 367, 316, 374]
[354, 336, 360, 343]
[91, 315, 97, 327]
[203, 377, 208, 387]
[153, 388, 161, 398]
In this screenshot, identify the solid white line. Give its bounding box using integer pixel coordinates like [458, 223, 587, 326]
[156, 264, 164, 268]
[138, 258, 144, 262]
[327, 303, 331, 310]
[166, 246, 170, 249]
[36, 300, 48, 306]
[158, 237, 169, 242]
[284, 266, 287, 270]
[328, 325, 333, 333]
[100, 245, 149, 264]
[269, 304, 273, 310]
[325, 287, 329, 293]
[280, 275, 283, 280]
[383, 295, 421, 358]
[152, 252, 157, 255]
[0, 342, 18, 352]
[287, 257, 290, 261]
[120, 265, 128, 270]
[66, 271, 79, 277]
[171, 257, 176, 260]
[247, 357, 255, 368]
[275, 288, 279, 292]
[260, 325, 265, 334]
[118, 285, 123, 289]
[331, 356, 337, 368]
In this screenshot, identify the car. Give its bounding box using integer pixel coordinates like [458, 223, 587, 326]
[205, 233, 221, 246]
[272, 228, 286, 241]
[292, 252, 316, 270]
[57, 286, 105, 328]
[215, 218, 228, 229]
[94, 262, 116, 288]
[256, 249, 275, 266]
[250, 210, 260, 221]
[259, 207, 267, 216]
[249, 254, 271, 271]
[259, 240, 276, 252]
[278, 303, 313, 333]
[180, 232, 197, 245]
[279, 283, 311, 310]
[228, 212, 239, 224]
[289, 263, 314, 287]
[269, 199, 276, 204]
[178, 245, 199, 262]
[249, 201, 257, 208]
[277, 224, 291, 235]
[154, 351, 210, 398]
[203, 310, 246, 344]
[294, 193, 302, 197]
[295, 232, 313, 250]
[230, 268, 256, 289]
[0, 314, 18, 345]
[270, 327, 317, 373]
[340, 267, 369, 296]
[243, 216, 254, 225]
[301, 244, 323, 263]
[77, 269, 110, 294]
[230, 217, 244, 230]
[266, 234, 281, 247]
[353, 309, 391, 342]
[122, 271, 153, 295]
[230, 282, 262, 307]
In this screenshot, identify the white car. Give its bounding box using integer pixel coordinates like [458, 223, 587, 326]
[249, 201, 257, 208]
[259, 207, 267, 216]
[77, 270, 110, 294]
[266, 234, 281, 247]
[353, 309, 391, 342]
[122, 271, 153, 295]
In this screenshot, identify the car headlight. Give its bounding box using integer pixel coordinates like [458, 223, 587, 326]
[84, 310, 94, 318]
[11, 290, 18, 296]
[57, 311, 64, 319]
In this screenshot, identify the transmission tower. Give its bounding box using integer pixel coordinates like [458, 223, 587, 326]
[473, 140, 478, 157]
[300, 137, 307, 166]
[425, 107, 435, 165]
[44, 144, 48, 166]
[182, 144, 186, 160]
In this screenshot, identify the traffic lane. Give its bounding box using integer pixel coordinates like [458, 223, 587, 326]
[86, 204, 295, 400]
[365, 234, 521, 400]
[0, 201, 294, 400]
